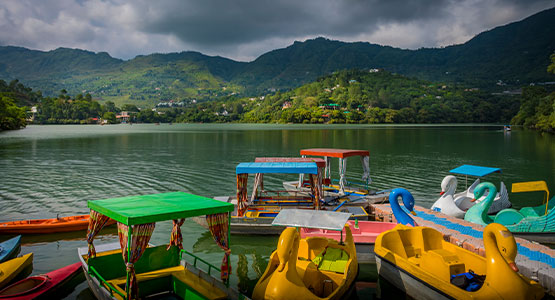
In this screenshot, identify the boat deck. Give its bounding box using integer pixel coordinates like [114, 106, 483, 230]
[370, 204, 555, 296]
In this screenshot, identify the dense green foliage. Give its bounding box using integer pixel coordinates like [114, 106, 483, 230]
[512, 53, 555, 132]
[0, 79, 40, 130]
[0, 7, 554, 105]
[35, 91, 121, 124]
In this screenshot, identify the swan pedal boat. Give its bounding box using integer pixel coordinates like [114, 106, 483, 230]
[253, 209, 358, 300]
[79, 192, 243, 300]
[374, 223, 544, 300]
[465, 181, 555, 243]
[431, 165, 512, 218]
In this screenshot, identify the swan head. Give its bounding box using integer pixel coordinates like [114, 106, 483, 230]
[440, 175, 457, 196]
[389, 188, 417, 226]
[484, 223, 519, 272]
[472, 182, 497, 202]
[276, 227, 299, 272]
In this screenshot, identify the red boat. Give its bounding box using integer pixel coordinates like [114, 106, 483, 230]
[300, 220, 398, 263]
[0, 215, 116, 234]
[0, 262, 82, 299]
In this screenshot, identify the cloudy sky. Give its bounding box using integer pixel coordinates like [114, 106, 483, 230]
[0, 0, 553, 62]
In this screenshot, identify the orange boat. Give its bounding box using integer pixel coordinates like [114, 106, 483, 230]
[0, 215, 115, 234]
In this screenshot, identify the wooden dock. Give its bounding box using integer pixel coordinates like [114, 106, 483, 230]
[370, 204, 555, 296]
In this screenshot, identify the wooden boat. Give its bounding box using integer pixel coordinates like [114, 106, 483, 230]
[0, 254, 33, 290]
[79, 191, 243, 300]
[374, 223, 544, 299]
[0, 262, 81, 299]
[0, 215, 116, 234]
[431, 165, 511, 218]
[253, 209, 358, 300]
[282, 149, 389, 204]
[465, 181, 555, 243]
[0, 237, 21, 264]
[193, 161, 325, 235]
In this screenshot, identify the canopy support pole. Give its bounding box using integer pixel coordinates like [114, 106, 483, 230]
[227, 213, 231, 288]
[125, 226, 132, 300]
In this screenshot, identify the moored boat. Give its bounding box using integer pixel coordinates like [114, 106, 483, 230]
[0, 237, 21, 264]
[0, 262, 81, 299]
[0, 215, 116, 234]
[79, 191, 242, 300]
[253, 209, 358, 300]
[0, 254, 33, 290]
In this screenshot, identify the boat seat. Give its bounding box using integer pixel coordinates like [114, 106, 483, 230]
[421, 249, 465, 281]
[106, 265, 227, 300]
[312, 247, 349, 274]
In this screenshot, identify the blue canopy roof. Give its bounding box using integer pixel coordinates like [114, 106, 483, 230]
[449, 164, 502, 177]
[236, 162, 318, 175]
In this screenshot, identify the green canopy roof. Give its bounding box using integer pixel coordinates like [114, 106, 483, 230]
[88, 192, 234, 225]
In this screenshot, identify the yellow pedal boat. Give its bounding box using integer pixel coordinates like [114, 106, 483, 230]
[253, 210, 358, 300]
[374, 223, 544, 299]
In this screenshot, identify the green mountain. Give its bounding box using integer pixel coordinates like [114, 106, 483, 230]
[0, 7, 554, 105]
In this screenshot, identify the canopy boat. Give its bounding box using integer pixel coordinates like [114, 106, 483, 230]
[374, 223, 544, 300]
[79, 191, 241, 300]
[253, 209, 358, 300]
[194, 161, 325, 235]
[0, 236, 21, 264]
[431, 165, 511, 218]
[299, 188, 417, 263]
[465, 181, 555, 243]
[0, 215, 116, 234]
[0, 254, 33, 290]
[284, 148, 388, 206]
[0, 262, 81, 299]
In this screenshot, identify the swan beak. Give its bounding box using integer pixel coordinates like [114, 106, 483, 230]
[470, 198, 477, 202]
[410, 211, 417, 216]
[277, 262, 285, 272]
[509, 262, 519, 272]
[439, 191, 445, 196]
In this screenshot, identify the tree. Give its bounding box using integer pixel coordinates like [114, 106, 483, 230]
[0, 96, 26, 130]
[102, 112, 117, 124]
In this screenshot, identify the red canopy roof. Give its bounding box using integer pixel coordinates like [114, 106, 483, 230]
[255, 157, 326, 168]
[300, 148, 369, 159]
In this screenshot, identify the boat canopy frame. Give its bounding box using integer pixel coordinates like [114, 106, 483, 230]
[449, 164, 502, 189]
[86, 192, 234, 300]
[300, 148, 371, 194]
[512, 181, 551, 215]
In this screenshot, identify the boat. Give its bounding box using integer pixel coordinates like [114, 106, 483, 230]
[431, 165, 511, 217]
[0, 262, 81, 299]
[464, 181, 555, 243]
[0, 237, 21, 264]
[194, 161, 325, 235]
[299, 188, 416, 263]
[0, 215, 116, 234]
[504, 125, 512, 131]
[374, 221, 544, 300]
[252, 209, 358, 300]
[0, 254, 33, 290]
[79, 191, 242, 300]
[283, 148, 389, 207]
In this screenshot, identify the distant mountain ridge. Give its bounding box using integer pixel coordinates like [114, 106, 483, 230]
[0, 7, 554, 104]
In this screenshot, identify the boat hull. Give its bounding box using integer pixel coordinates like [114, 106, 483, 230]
[376, 254, 451, 300]
[192, 215, 285, 235]
[0, 215, 116, 234]
[0, 236, 21, 264]
[0, 253, 33, 290]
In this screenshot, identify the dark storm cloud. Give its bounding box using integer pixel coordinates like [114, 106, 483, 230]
[0, 0, 553, 61]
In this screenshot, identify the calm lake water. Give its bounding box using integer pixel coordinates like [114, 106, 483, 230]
[0, 124, 553, 298]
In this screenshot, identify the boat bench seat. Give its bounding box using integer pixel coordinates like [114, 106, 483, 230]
[312, 247, 349, 274]
[106, 265, 227, 300]
[421, 249, 465, 281]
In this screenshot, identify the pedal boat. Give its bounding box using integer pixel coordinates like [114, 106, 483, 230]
[431, 165, 511, 218]
[194, 161, 325, 235]
[79, 191, 242, 300]
[465, 181, 555, 243]
[253, 209, 358, 300]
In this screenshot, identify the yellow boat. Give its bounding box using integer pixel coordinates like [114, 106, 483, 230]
[253, 209, 358, 300]
[374, 223, 544, 299]
[0, 253, 33, 289]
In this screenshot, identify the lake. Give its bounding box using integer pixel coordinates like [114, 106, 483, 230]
[0, 124, 553, 298]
